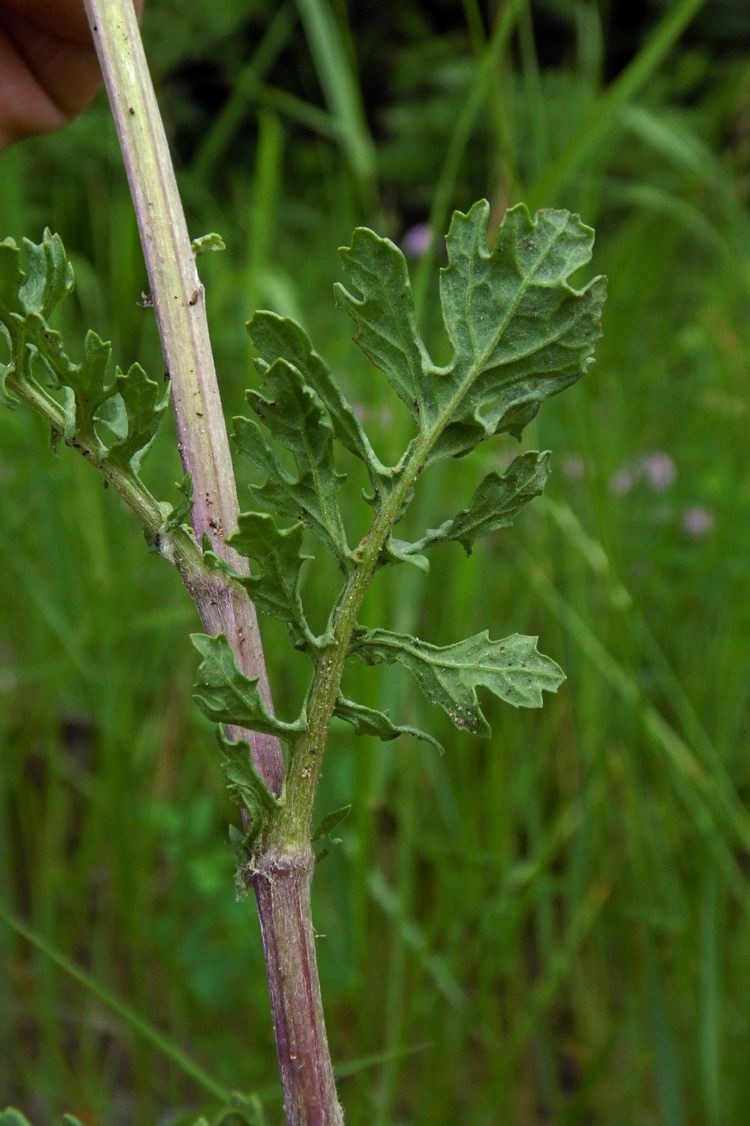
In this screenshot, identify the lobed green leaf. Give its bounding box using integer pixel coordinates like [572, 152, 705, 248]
[191, 633, 306, 738]
[217, 728, 280, 842]
[350, 629, 565, 737]
[108, 362, 170, 471]
[427, 202, 606, 460]
[227, 511, 319, 648]
[0, 231, 167, 471]
[335, 201, 606, 465]
[334, 229, 432, 423]
[333, 696, 444, 751]
[387, 450, 551, 562]
[247, 311, 389, 483]
[234, 350, 351, 567]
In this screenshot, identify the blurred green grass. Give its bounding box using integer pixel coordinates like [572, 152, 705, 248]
[2, 1, 750, 1122]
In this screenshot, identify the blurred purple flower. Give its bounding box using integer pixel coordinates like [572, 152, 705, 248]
[562, 455, 585, 481]
[401, 223, 433, 259]
[610, 451, 676, 495]
[682, 507, 714, 538]
[610, 466, 636, 495]
[642, 452, 676, 492]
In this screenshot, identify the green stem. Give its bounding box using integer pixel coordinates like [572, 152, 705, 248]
[277, 451, 426, 846]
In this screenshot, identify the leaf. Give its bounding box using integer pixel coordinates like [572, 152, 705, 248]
[0, 232, 167, 470]
[312, 804, 351, 841]
[0, 1112, 34, 1126]
[217, 728, 280, 842]
[225, 1091, 267, 1126]
[191, 232, 226, 256]
[0, 234, 78, 410]
[234, 352, 351, 566]
[107, 362, 170, 470]
[334, 227, 431, 421]
[227, 511, 317, 647]
[335, 202, 606, 464]
[387, 450, 551, 561]
[247, 311, 389, 483]
[433, 203, 606, 458]
[18, 229, 74, 317]
[350, 629, 565, 737]
[43, 328, 113, 443]
[164, 473, 194, 532]
[191, 633, 305, 738]
[312, 803, 351, 863]
[334, 696, 443, 751]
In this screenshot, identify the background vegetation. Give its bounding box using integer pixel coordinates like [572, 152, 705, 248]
[2, 0, 750, 1122]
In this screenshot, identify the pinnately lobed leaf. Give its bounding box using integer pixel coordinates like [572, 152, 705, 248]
[0, 231, 168, 472]
[335, 201, 606, 465]
[191, 633, 306, 738]
[387, 449, 551, 562]
[219, 202, 604, 749]
[216, 727, 280, 842]
[333, 696, 444, 751]
[246, 310, 389, 485]
[227, 511, 320, 649]
[350, 629, 565, 737]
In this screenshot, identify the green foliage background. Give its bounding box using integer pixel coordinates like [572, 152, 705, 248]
[2, 0, 750, 1122]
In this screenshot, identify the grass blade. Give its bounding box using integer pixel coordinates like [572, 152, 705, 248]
[295, 0, 378, 208]
[0, 901, 234, 1105]
[529, 0, 709, 206]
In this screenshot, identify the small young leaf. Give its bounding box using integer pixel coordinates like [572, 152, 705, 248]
[334, 696, 443, 751]
[191, 633, 305, 737]
[387, 450, 551, 561]
[312, 804, 351, 842]
[191, 232, 226, 256]
[163, 473, 194, 532]
[351, 629, 565, 736]
[312, 803, 351, 863]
